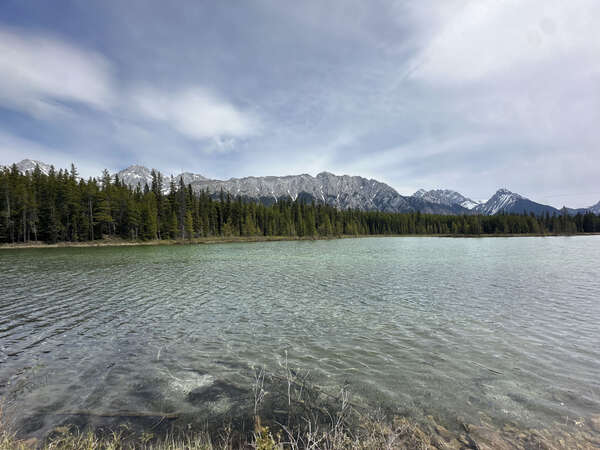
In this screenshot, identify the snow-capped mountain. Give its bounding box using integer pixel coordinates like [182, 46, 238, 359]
[116, 165, 158, 191]
[15, 159, 52, 175]
[116, 166, 207, 193]
[10, 159, 596, 216]
[189, 171, 444, 213]
[473, 188, 520, 215]
[178, 172, 208, 186]
[413, 189, 480, 210]
[116, 167, 467, 214]
[473, 188, 559, 216]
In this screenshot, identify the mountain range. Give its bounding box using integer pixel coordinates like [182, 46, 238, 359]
[11, 159, 600, 216]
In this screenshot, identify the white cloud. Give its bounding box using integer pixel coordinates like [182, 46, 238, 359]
[411, 0, 600, 83]
[0, 26, 260, 149]
[130, 86, 260, 142]
[0, 28, 115, 117]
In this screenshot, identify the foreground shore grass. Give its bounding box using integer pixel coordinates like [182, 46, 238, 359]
[2, 363, 599, 450]
[1, 232, 597, 250]
[0, 416, 433, 450]
[2, 412, 600, 450]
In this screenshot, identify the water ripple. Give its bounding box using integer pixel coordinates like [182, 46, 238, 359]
[1, 237, 599, 438]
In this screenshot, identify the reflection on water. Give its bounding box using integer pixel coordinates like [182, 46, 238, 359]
[1, 236, 599, 440]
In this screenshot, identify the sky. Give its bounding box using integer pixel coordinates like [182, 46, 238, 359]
[0, 0, 599, 208]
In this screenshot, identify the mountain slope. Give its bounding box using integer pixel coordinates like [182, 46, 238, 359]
[189, 171, 416, 212]
[15, 159, 52, 175]
[116, 166, 208, 193]
[115, 167, 467, 214]
[117, 165, 159, 190]
[12, 159, 594, 216]
[404, 196, 472, 215]
[473, 189, 559, 215]
[413, 189, 480, 210]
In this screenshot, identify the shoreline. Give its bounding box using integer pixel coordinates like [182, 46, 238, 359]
[3, 396, 599, 449]
[1, 232, 599, 250]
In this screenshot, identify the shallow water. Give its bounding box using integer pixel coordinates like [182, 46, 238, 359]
[1, 236, 599, 438]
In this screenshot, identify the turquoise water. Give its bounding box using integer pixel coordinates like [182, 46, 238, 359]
[1, 236, 599, 437]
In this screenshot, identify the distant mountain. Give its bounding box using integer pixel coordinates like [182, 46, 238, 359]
[178, 172, 208, 186]
[116, 165, 207, 194]
[115, 166, 466, 214]
[565, 200, 600, 215]
[413, 189, 480, 210]
[10, 159, 597, 216]
[117, 165, 160, 191]
[404, 196, 472, 215]
[473, 188, 560, 216]
[15, 159, 52, 176]
[187, 171, 436, 214]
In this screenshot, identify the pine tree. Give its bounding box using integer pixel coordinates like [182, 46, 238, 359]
[184, 210, 193, 239]
[169, 210, 178, 239]
[94, 194, 114, 236]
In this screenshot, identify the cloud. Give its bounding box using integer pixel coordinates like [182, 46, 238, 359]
[130, 86, 260, 142]
[0, 27, 115, 117]
[0, 26, 259, 148]
[1, 2, 599, 207]
[411, 0, 600, 84]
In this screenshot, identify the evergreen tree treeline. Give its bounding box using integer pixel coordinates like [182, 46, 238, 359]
[1, 164, 599, 244]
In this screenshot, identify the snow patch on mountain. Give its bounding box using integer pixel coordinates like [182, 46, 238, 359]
[413, 189, 480, 210]
[15, 159, 52, 175]
[116, 165, 207, 193]
[117, 165, 156, 190]
[474, 188, 522, 215]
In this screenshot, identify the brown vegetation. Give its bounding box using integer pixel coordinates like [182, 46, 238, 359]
[2, 366, 599, 450]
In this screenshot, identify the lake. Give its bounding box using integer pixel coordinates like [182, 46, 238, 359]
[1, 236, 599, 440]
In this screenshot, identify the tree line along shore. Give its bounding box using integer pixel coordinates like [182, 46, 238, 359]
[2, 163, 600, 245]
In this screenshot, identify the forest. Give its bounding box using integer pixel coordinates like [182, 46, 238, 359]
[1, 163, 599, 244]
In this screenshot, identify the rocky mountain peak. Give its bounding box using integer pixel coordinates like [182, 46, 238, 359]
[413, 188, 480, 210]
[16, 159, 52, 175]
[494, 188, 520, 197]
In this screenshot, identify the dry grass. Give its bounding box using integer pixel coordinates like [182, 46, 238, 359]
[2, 368, 599, 450]
[0, 417, 432, 450]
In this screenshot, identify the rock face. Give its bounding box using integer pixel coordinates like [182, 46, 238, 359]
[189, 171, 475, 214]
[113, 167, 467, 214]
[191, 171, 413, 212]
[473, 188, 560, 216]
[116, 165, 157, 191]
[413, 189, 480, 210]
[15, 159, 52, 176]
[178, 172, 208, 186]
[117, 166, 206, 194]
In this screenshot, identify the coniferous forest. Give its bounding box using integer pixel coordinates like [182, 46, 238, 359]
[1, 163, 599, 244]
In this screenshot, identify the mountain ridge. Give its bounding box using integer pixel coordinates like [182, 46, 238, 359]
[473, 188, 561, 216]
[117, 165, 469, 215]
[413, 189, 480, 210]
[8, 159, 598, 216]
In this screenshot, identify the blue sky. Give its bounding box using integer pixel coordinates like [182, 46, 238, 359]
[0, 0, 599, 207]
